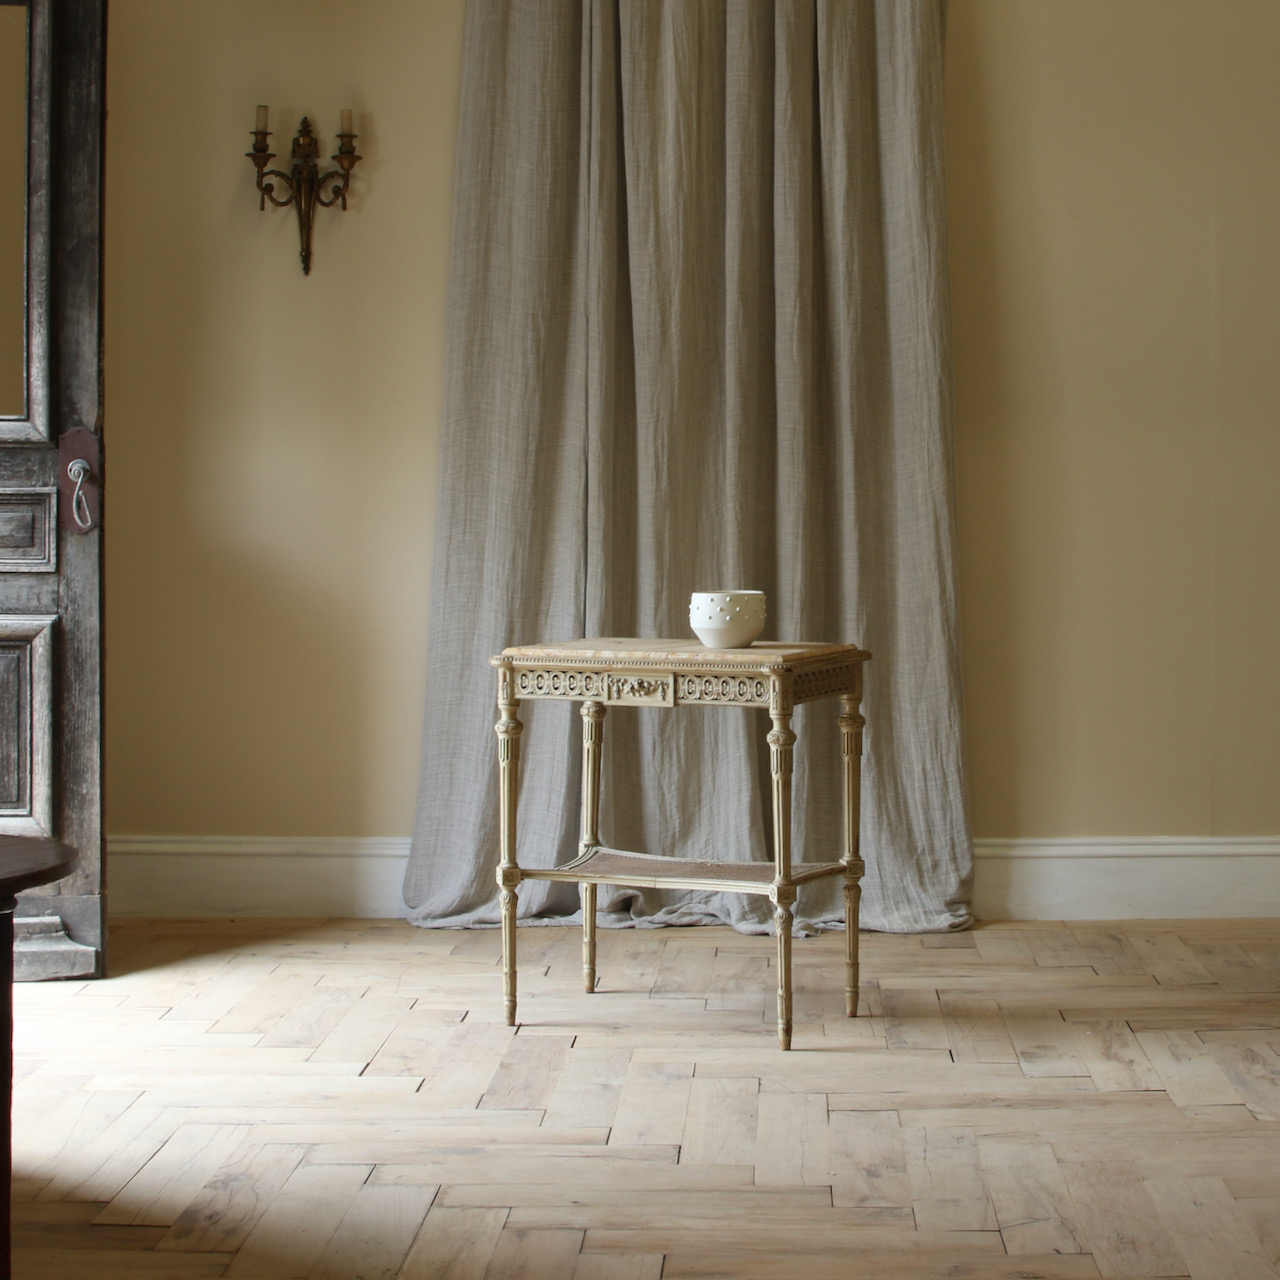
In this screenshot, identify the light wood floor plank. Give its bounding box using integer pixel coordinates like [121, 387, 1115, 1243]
[33, 1102, 175, 1204]
[596, 934, 663, 995]
[481, 1226, 584, 1280]
[1057, 1158, 1187, 1278]
[977, 1136, 1086, 1255]
[657, 1249, 1101, 1279]
[902, 1126, 997, 1231]
[1136, 1028, 1247, 1106]
[828, 1109, 911, 1209]
[309, 1182, 437, 1280]
[1072, 1019, 1163, 1092]
[92, 1122, 249, 1226]
[12, 1087, 141, 1183]
[880, 986, 949, 1051]
[1127, 933, 1218, 988]
[480, 1033, 574, 1111]
[396, 1205, 507, 1280]
[608, 1060, 694, 1147]
[571, 1253, 664, 1280]
[254, 983, 366, 1044]
[499, 1190, 834, 1225]
[705, 949, 769, 1014]
[209, 973, 321, 1036]
[1003, 1011, 1088, 1078]
[1203, 1038, 1280, 1121]
[224, 1162, 371, 1279]
[970, 928, 1035, 963]
[1236, 1196, 1280, 1267]
[1066, 926, 1153, 976]
[328, 1148, 667, 1182]
[940, 994, 1019, 1064]
[1187, 941, 1280, 994]
[679, 1077, 758, 1167]
[164, 962, 283, 1024]
[413, 1023, 517, 1106]
[308, 993, 416, 1064]
[364, 1006, 468, 1080]
[582, 1225, 1009, 1255]
[371, 1153, 688, 1192]
[13, 1245, 233, 1279]
[652, 941, 718, 999]
[1147, 1175, 1279, 1280]
[752, 1090, 823, 1186]
[12, 1199, 168, 1251]
[431, 1166, 756, 1205]
[542, 1047, 632, 1130]
[157, 1141, 309, 1252]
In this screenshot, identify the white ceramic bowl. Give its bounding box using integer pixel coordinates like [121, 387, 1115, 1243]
[689, 590, 766, 648]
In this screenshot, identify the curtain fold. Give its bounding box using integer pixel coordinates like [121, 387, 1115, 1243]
[404, 0, 972, 934]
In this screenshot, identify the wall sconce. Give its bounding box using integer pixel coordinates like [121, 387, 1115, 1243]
[246, 106, 362, 275]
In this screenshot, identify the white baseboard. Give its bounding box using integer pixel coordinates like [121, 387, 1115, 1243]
[972, 837, 1280, 921]
[107, 836, 413, 919]
[106, 835, 1280, 922]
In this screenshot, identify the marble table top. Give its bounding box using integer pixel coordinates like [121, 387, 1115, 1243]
[496, 637, 869, 669]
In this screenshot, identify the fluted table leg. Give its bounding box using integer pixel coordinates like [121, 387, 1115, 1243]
[581, 883, 597, 993]
[840, 693, 865, 1017]
[768, 693, 797, 1050]
[579, 701, 605, 993]
[495, 664, 523, 1027]
[771, 886, 796, 1050]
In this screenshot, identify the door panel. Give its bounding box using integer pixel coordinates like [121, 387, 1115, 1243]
[0, 613, 54, 833]
[0, 489, 57, 571]
[0, 0, 105, 980]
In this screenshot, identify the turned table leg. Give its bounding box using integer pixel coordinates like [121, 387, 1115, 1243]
[771, 886, 796, 1051]
[579, 701, 605, 993]
[495, 665, 523, 1027]
[840, 693, 865, 1017]
[768, 695, 797, 1050]
[581, 883, 597, 993]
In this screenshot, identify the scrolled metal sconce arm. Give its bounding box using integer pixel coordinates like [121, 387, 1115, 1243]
[246, 107, 362, 275]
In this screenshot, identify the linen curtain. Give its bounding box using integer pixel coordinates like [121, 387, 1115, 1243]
[404, 0, 972, 934]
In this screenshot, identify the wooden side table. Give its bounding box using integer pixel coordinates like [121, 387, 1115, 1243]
[490, 638, 869, 1049]
[1, 837, 76, 1280]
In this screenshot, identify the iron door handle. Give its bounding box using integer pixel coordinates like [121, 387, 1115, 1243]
[56, 428, 102, 533]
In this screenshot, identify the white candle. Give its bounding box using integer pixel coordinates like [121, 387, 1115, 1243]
[340, 108, 353, 136]
[255, 104, 269, 133]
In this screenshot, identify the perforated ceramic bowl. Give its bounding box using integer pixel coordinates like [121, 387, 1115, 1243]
[689, 590, 766, 648]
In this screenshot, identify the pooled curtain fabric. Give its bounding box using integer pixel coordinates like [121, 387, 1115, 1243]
[404, 0, 972, 934]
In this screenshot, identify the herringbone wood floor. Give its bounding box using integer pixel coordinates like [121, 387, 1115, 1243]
[11, 918, 1280, 1279]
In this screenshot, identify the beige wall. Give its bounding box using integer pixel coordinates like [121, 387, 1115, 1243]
[947, 0, 1280, 838]
[105, 1, 1280, 846]
[0, 4, 26, 416]
[104, 0, 465, 836]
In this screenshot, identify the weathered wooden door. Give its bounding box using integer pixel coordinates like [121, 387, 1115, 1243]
[0, 0, 105, 979]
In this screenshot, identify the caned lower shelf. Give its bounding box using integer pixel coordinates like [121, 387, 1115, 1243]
[518, 846, 853, 895]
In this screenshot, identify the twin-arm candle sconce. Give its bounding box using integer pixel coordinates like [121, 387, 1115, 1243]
[246, 106, 362, 275]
